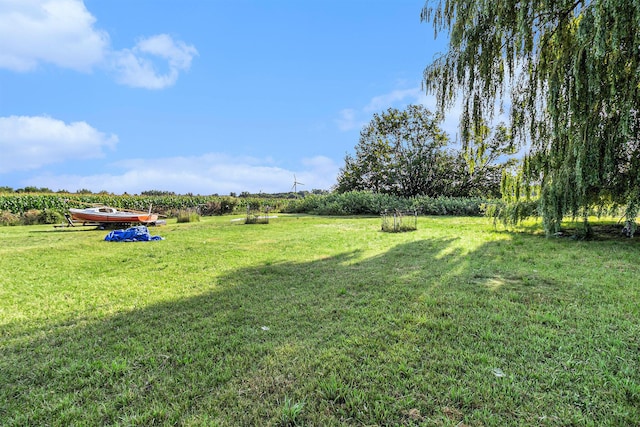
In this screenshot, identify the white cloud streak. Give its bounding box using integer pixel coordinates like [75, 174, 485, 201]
[24, 154, 340, 194]
[0, 115, 117, 173]
[0, 0, 197, 89]
[335, 109, 363, 132]
[363, 87, 427, 113]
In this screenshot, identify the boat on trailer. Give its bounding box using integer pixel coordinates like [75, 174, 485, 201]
[68, 206, 159, 225]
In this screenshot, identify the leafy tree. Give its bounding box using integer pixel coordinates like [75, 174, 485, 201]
[335, 105, 450, 197]
[460, 123, 518, 198]
[335, 105, 513, 198]
[16, 186, 52, 193]
[421, 0, 640, 234]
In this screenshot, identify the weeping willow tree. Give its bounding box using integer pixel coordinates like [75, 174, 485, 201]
[421, 0, 640, 235]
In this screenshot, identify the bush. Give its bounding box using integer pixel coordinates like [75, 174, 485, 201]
[1, 208, 63, 226]
[0, 210, 20, 226]
[199, 197, 238, 215]
[283, 191, 489, 217]
[21, 209, 42, 225]
[38, 210, 63, 224]
[412, 196, 486, 216]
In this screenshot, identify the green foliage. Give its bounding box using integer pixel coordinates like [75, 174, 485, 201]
[0, 194, 66, 214]
[286, 192, 389, 215]
[16, 209, 64, 226]
[198, 197, 239, 215]
[0, 211, 19, 226]
[317, 376, 345, 403]
[422, 0, 640, 234]
[140, 190, 176, 196]
[38, 210, 64, 225]
[336, 105, 450, 197]
[412, 195, 487, 216]
[20, 210, 43, 225]
[0, 193, 275, 217]
[336, 105, 513, 198]
[462, 123, 518, 198]
[285, 191, 488, 216]
[482, 200, 539, 229]
[176, 210, 200, 223]
[15, 186, 53, 193]
[279, 397, 305, 426]
[1, 191, 490, 223]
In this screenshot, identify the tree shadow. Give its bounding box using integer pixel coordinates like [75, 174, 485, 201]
[2, 232, 639, 425]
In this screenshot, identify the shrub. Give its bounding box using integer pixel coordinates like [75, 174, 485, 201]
[38, 210, 63, 224]
[199, 197, 238, 215]
[0, 210, 20, 226]
[283, 191, 489, 217]
[411, 196, 486, 216]
[21, 209, 42, 225]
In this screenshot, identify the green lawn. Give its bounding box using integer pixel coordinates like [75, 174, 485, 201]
[1, 215, 639, 426]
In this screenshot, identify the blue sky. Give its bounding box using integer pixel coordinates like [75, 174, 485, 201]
[0, 0, 456, 195]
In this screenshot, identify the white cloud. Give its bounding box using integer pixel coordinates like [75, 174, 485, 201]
[0, 0, 197, 89]
[111, 34, 198, 90]
[0, 115, 117, 173]
[363, 87, 427, 113]
[24, 154, 340, 194]
[336, 109, 363, 132]
[0, 0, 109, 71]
[337, 85, 462, 136]
[136, 34, 196, 70]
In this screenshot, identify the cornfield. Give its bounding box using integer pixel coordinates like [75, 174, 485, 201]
[0, 193, 284, 216]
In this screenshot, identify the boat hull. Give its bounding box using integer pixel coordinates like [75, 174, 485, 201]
[69, 208, 158, 224]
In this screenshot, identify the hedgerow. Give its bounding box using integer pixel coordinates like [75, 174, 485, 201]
[0, 191, 492, 224]
[284, 191, 489, 216]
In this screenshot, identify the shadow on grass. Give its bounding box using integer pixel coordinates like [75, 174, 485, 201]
[490, 218, 640, 241]
[2, 234, 639, 426]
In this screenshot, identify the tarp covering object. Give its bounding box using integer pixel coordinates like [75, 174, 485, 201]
[104, 226, 164, 242]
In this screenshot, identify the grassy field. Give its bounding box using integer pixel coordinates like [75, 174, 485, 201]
[1, 215, 639, 426]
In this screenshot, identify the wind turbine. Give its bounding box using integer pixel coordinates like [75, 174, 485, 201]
[291, 174, 304, 195]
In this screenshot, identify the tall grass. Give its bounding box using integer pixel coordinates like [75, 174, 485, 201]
[175, 209, 200, 223]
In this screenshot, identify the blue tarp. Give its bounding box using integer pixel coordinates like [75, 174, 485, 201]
[104, 226, 164, 242]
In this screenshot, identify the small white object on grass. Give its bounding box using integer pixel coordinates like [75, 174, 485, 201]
[492, 368, 505, 377]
